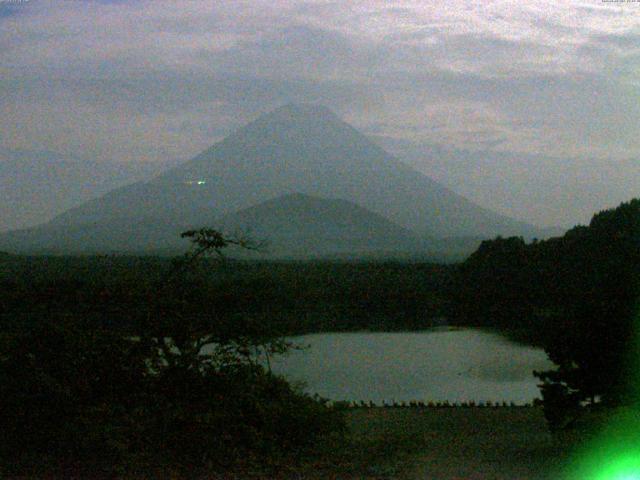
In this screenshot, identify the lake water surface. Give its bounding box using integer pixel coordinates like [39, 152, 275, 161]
[269, 329, 553, 404]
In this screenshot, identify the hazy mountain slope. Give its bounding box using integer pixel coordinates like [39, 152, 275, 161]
[0, 148, 174, 232]
[373, 136, 637, 233]
[0, 193, 424, 256]
[47, 104, 539, 240]
[0, 216, 191, 254]
[216, 193, 425, 257]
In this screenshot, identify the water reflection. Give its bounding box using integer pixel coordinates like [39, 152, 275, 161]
[269, 329, 553, 404]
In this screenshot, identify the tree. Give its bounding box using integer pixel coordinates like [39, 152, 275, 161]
[138, 228, 276, 373]
[452, 199, 640, 431]
[450, 236, 538, 338]
[0, 228, 343, 477]
[534, 200, 640, 429]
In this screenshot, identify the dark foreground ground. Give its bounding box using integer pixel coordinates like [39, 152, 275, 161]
[229, 407, 568, 480]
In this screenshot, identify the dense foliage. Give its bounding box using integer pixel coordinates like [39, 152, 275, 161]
[0, 230, 344, 477]
[0, 257, 452, 336]
[5, 195, 636, 458]
[452, 199, 640, 429]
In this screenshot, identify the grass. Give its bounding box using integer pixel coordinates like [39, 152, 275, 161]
[265, 407, 569, 480]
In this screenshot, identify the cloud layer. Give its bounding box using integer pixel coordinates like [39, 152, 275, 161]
[2, 0, 640, 225]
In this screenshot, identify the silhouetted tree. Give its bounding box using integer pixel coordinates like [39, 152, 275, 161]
[0, 229, 343, 477]
[534, 199, 640, 429]
[453, 199, 640, 431]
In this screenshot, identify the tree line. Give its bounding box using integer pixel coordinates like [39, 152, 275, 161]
[2, 199, 638, 474]
[451, 199, 640, 430]
[0, 230, 344, 477]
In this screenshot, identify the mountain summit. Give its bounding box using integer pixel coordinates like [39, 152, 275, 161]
[0, 104, 540, 254]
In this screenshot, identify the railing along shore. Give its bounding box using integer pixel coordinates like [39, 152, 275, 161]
[330, 399, 539, 409]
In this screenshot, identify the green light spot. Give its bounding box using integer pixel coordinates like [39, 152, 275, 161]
[560, 407, 640, 480]
[576, 448, 640, 479]
[607, 463, 640, 480]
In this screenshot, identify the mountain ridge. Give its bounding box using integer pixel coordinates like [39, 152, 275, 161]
[1, 104, 545, 255]
[0, 193, 426, 257]
[0, 148, 175, 232]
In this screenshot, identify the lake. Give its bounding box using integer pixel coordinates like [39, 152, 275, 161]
[268, 329, 553, 404]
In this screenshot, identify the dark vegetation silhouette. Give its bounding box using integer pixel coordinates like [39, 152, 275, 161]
[452, 199, 640, 431]
[0, 256, 452, 335]
[2, 199, 638, 477]
[0, 229, 344, 477]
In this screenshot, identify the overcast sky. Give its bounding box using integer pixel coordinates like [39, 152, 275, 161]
[2, 0, 640, 227]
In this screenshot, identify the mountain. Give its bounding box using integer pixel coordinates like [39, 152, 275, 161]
[373, 135, 639, 233]
[0, 148, 174, 232]
[0, 193, 422, 257]
[217, 193, 425, 258]
[1, 104, 542, 255]
[0, 216, 191, 255]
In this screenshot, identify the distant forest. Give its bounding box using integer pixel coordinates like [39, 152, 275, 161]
[1, 199, 638, 359]
[0, 257, 452, 336]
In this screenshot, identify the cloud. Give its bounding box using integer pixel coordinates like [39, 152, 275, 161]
[1, 0, 640, 225]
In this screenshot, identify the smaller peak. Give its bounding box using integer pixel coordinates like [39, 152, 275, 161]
[266, 192, 320, 204]
[258, 192, 346, 209]
[281, 192, 313, 199]
[271, 103, 338, 119]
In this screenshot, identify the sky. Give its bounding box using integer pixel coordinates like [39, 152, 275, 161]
[2, 0, 640, 227]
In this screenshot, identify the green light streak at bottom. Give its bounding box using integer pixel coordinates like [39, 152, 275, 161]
[561, 409, 640, 480]
[559, 307, 640, 480]
[593, 455, 640, 480]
